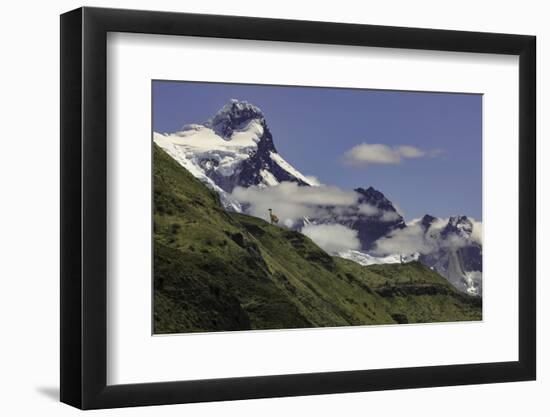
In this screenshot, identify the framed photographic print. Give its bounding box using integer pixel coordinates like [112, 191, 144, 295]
[60, 7, 536, 409]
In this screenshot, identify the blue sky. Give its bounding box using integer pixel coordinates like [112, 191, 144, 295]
[153, 81, 482, 220]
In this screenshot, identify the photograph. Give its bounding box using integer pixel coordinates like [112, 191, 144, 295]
[152, 81, 483, 334]
[0, 1, 542, 414]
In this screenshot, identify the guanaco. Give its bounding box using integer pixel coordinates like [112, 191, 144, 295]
[268, 208, 279, 225]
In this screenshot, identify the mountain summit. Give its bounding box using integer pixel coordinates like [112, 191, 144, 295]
[154, 99, 318, 210]
[353, 187, 406, 248]
[205, 99, 267, 139]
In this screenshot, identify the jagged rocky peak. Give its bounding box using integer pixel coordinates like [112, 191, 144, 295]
[442, 215, 473, 237]
[420, 214, 437, 230]
[344, 186, 405, 251]
[447, 215, 472, 227]
[154, 97, 316, 198]
[355, 186, 401, 216]
[205, 99, 266, 138]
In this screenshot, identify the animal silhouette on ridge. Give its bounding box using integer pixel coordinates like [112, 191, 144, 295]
[268, 208, 279, 225]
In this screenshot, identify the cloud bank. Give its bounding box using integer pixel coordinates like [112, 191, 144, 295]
[343, 143, 441, 167]
[373, 216, 482, 256]
[232, 182, 403, 228]
[302, 224, 360, 253]
[233, 181, 481, 259]
[232, 182, 357, 227]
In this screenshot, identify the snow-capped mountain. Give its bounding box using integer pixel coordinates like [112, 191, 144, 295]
[154, 99, 482, 296]
[154, 99, 318, 210]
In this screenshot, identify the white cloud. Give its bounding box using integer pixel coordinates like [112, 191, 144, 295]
[380, 211, 401, 222]
[471, 220, 483, 245]
[373, 216, 482, 256]
[232, 182, 357, 226]
[357, 203, 380, 216]
[396, 145, 426, 158]
[358, 202, 401, 222]
[233, 181, 404, 228]
[302, 224, 360, 253]
[343, 143, 441, 167]
[344, 143, 401, 165]
[373, 223, 435, 255]
[304, 175, 322, 186]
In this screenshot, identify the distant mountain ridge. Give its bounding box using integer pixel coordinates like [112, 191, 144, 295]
[153, 99, 482, 296]
[418, 215, 482, 295]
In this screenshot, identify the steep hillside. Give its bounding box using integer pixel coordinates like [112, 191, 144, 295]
[153, 144, 481, 334]
[335, 259, 481, 324]
[154, 99, 482, 296]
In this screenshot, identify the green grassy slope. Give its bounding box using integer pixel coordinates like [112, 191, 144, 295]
[335, 259, 482, 323]
[153, 144, 481, 334]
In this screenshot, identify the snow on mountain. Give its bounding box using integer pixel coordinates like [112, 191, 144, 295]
[154, 99, 318, 212]
[337, 250, 420, 266]
[424, 215, 482, 296]
[269, 152, 320, 186]
[154, 99, 482, 296]
[153, 130, 243, 211]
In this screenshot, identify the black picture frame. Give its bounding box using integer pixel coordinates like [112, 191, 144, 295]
[60, 6, 536, 410]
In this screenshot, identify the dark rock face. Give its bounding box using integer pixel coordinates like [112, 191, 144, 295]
[417, 215, 482, 295]
[457, 245, 482, 272]
[299, 186, 406, 250]
[224, 126, 309, 190]
[420, 214, 437, 231]
[441, 215, 472, 239]
[440, 216, 482, 273]
[352, 187, 406, 250]
[355, 187, 398, 213]
[353, 219, 404, 251]
[418, 248, 482, 295]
